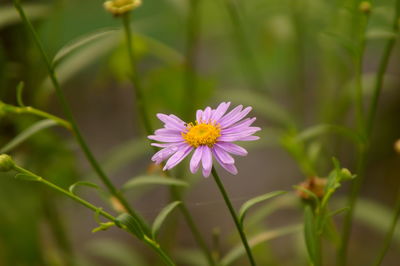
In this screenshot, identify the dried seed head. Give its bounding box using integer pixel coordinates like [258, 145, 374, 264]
[296, 177, 327, 200]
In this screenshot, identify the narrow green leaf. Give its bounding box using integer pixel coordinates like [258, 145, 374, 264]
[296, 124, 363, 145]
[328, 207, 349, 218]
[16, 81, 25, 107]
[293, 185, 320, 204]
[92, 222, 115, 233]
[367, 28, 398, 40]
[53, 28, 120, 65]
[220, 225, 301, 266]
[0, 119, 58, 153]
[115, 213, 145, 240]
[69, 181, 99, 195]
[152, 201, 181, 238]
[238, 191, 286, 225]
[304, 206, 318, 265]
[122, 175, 188, 191]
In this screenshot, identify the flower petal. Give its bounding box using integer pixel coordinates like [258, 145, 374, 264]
[163, 145, 193, 170]
[202, 107, 212, 122]
[220, 106, 252, 128]
[148, 135, 184, 142]
[196, 110, 203, 123]
[215, 142, 248, 156]
[156, 113, 185, 130]
[190, 146, 203, 174]
[213, 148, 238, 175]
[218, 105, 243, 124]
[211, 102, 231, 122]
[213, 145, 234, 164]
[201, 146, 213, 177]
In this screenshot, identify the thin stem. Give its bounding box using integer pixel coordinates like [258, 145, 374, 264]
[223, 0, 265, 92]
[183, 0, 201, 120]
[338, 1, 400, 264]
[121, 12, 215, 265]
[122, 13, 153, 136]
[211, 166, 256, 266]
[12, 165, 175, 266]
[373, 189, 400, 266]
[12, 0, 147, 231]
[1, 102, 71, 130]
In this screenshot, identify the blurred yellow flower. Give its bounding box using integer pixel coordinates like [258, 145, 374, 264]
[104, 0, 141, 16]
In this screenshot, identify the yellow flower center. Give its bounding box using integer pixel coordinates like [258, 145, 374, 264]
[182, 121, 221, 148]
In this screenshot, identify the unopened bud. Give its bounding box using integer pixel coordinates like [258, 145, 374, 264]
[104, 0, 141, 16]
[394, 139, 400, 154]
[340, 168, 353, 180]
[0, 154, 15, 172]
[359, 1, 371, 14]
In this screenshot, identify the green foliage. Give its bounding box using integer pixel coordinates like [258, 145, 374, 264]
[122, 175, 188, 191]
[151, 201, 181, 238]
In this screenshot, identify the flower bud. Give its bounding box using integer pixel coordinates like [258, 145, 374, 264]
[104, 0, 141, 16]
[340, 168, 353, 180]
[0, 154, 15, 172]
[394, 139, 400, 154]
[359, 1, 371, 14]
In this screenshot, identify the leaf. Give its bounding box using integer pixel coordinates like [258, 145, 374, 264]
[122, 175, 188, 191]
[86, 238, 148, 266]
[220, 225, 301, 266]
[296, 124, 364, 145]
[152, 201, 181, 238]
[293, 185, 320, 204]
[0, 4, 49, 29]
[92, 222, 115, 233]
[115, 213, 145, 240]
[53, 28, 120, 66]
[215, 89, 295, 129]
[0, 119, 58, 153]
[304, 206, 318, 265]
[69, 181, 99, 195]
[238, 191, 286, 225]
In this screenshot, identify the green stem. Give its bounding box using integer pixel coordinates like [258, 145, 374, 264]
[223, 0, 265, 91]
[122, 13, 153, 136]
[1, 102, 71, 130]
[338, 1, 400, 264]
[373, 189, 400, 266]
[12, 165, 175, 266]
[12, 0, 147, 231]
[183, 0, 201, 119]
[211, 167, 256, 266]
[121, 12, 215, 265]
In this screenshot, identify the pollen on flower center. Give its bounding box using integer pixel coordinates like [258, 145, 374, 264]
[182, 121, 221, 148]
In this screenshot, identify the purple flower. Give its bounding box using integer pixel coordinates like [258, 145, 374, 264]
[148, 102, 261, 177]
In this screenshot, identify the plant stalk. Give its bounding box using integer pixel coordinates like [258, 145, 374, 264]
[211, 166, 256, 266]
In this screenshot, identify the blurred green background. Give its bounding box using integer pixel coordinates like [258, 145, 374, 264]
[0, 0, 399, 265]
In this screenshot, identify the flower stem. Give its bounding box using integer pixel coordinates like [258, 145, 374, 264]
[373, 189, 400, 266]
[1, 102, 71, 130]
[12, 0, 147, 231]
[121, 12, 215, 265]
[122, 13, 153, 136]
[338, 1, 400, 264]
[12, 164, 175, 266]
[211, 166, 256, 266]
